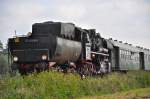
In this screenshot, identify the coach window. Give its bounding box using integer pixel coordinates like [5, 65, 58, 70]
[122, 53, 124, 59]
[125, 51, 127, 59]
[123, 50, 125, 59]
[126, 51, 128, 59]
[120, 50, 122, 57]
[129, 51, 131, 59]
[131, 52, 134, 60]
[137, 55, 139, 62]
[136, 53, 139, 61]
[123, 50, 126, 59]
[124, 50, 126, 59]
[121, 50, 123, 59]
[120, 50, 122, 58]
[134, 53, 136, 61]
[136, 54, 138, 61]
[145, 55, 147, 60]
[124, 50, 125, 60]
[135, 54, 137, 61]
[145, 55, 148, 61]
[127, 51, 129, 60]
[130, 53, 132, 60]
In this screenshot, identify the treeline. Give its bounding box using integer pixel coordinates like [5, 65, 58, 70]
[0, 40, 10, 75]
[0, 53, 9, 75]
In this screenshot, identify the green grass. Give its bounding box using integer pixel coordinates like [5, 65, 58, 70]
[0, 71, 150, 99]
[80, 87, 150, 99]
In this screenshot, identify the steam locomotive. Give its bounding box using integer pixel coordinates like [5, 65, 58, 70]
[8, 21, 150, 76]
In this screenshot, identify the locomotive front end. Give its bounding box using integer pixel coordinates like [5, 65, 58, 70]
[8, 34, 58, 74]
[8, 35, 56, 63]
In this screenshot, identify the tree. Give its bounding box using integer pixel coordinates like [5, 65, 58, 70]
[0, 40, 3, 51]
[0, 40, 9, 75]
[0, 55, 8, 74]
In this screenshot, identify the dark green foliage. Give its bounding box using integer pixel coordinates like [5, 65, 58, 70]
[0, 40, 9, 75]
[0, 54, 9, 75]
[0, 71, 150, 99]
[0, 40, 3, 49]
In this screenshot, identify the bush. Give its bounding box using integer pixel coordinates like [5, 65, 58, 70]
[0, 54, 9, 75]
[0, 71, 150, 99]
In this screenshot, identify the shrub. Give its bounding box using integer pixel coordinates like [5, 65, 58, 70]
[0, 71, 150, 99]
[0, 54, 9, 75]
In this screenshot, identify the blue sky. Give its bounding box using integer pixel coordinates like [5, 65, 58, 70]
[0, 0, 150, 48]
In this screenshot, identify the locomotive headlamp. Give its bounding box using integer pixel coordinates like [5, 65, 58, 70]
[13, 56, 18, 62]
[42, 55, 47, 60]
[92, 54, 95, 58]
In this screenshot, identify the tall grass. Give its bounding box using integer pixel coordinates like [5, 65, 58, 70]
[0, 71, 150, 99]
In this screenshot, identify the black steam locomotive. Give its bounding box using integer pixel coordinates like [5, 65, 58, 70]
[8, 21, 150, 76]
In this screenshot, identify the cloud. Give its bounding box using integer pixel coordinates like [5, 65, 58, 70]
[0, 0, 150, 48]
[0, 0, 46, 45]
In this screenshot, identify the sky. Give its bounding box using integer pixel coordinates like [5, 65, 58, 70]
[0, 0, 150, 48]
